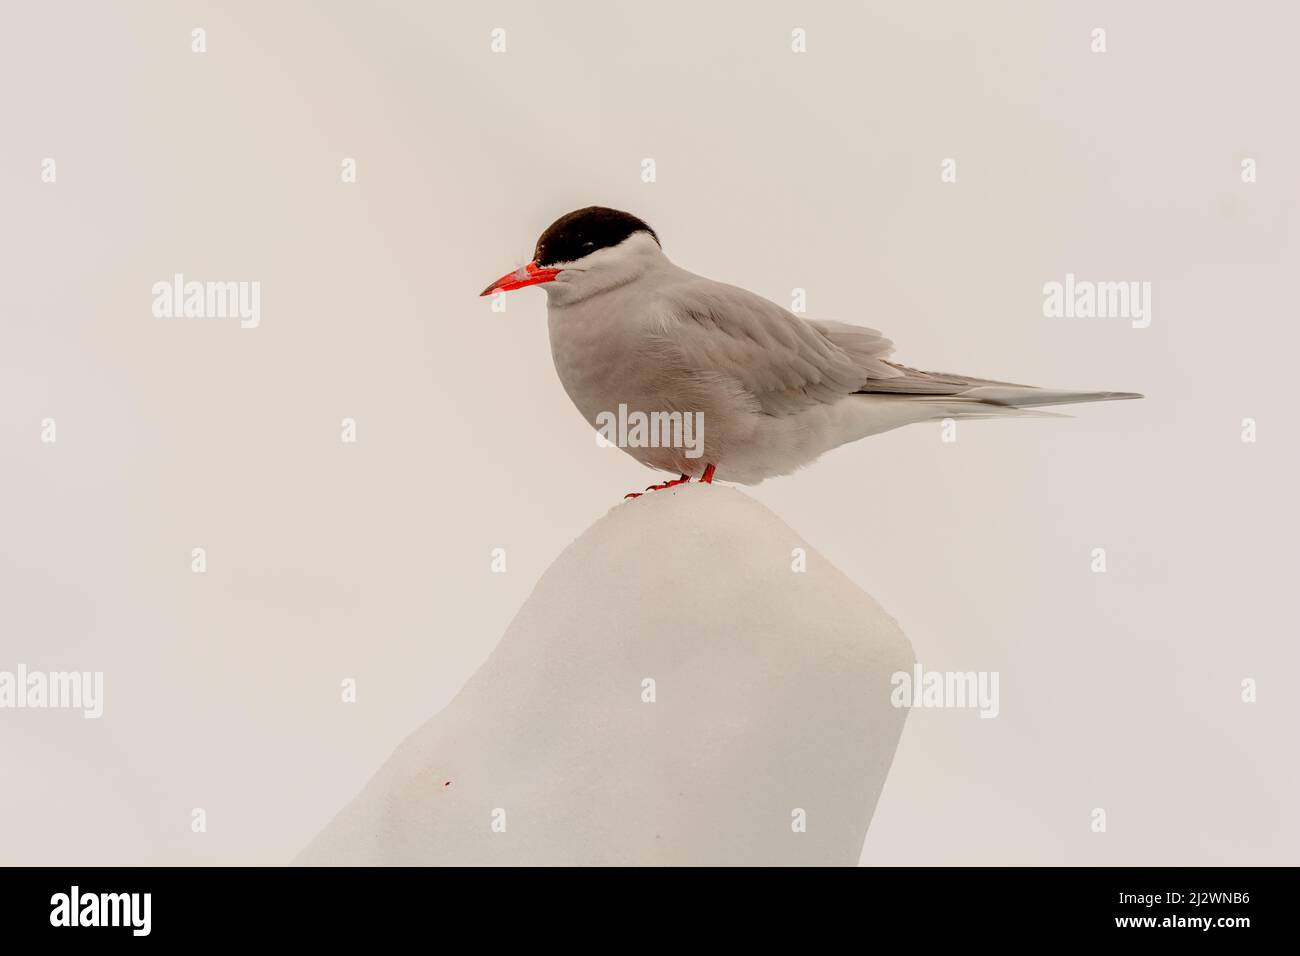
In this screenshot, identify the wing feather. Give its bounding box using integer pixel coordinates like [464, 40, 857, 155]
[657, 282, 872, 416]
[651, 276, 1061, 415]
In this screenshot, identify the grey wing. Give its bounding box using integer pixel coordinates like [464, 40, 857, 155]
[656, 279, 1029, 415]
[657, 281, 896, 415]
[816, 319, 1140, 407]
[812, 320, 1031, 394]
[653, 279, 1136, 415]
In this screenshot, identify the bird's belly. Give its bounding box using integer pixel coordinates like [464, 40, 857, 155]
[549, 323, 632, 428]
[549, 312, 730, 476]
[550, 320, 883, 483]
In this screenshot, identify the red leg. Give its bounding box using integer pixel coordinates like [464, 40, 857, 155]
[701, 464, 716, 484]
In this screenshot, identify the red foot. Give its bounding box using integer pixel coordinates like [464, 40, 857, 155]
[625, 474, 690, 499]
[645, 476, 691, 491]
[624, 466, 716, 499]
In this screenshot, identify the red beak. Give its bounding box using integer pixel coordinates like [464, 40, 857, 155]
[479, 261, 562, 296]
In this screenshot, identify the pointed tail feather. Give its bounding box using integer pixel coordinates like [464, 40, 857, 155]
[955, 386, 1143, 409]
[912, 399, 1073, 422]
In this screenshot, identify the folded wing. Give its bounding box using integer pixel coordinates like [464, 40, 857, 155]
[656, 277, 1139, 416]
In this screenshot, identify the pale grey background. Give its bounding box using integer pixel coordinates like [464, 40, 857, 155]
[1, 0, 1296, 865]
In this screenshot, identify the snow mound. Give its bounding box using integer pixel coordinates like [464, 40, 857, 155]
[296, 484, 914, 866]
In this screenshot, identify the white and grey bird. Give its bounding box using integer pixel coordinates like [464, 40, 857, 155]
[481, 207, 1141, 493]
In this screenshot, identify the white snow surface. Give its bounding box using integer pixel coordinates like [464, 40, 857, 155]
[296, 484, 914, 866]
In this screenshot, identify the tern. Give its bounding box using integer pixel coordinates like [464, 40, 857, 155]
[481, 207, 1141, 495]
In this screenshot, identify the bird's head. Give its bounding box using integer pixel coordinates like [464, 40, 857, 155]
[480, 206, 663, 305]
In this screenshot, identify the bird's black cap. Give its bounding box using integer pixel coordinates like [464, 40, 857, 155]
[534, 207, 659, 267]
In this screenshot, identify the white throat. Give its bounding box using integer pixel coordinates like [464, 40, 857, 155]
[544, 231, 666, 306]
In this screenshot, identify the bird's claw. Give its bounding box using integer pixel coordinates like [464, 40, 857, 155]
[647, 477, 691, 491]
[625, 475, 692, 499]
